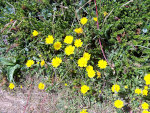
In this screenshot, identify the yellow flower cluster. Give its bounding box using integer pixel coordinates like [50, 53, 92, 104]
[64, 35, 73, 44]
[9, 83, 15, 89]
[80, 109, 88, 113]
[54, 41, 62, 50]
[26, 60, 34, 67]
[52, 57, 62, 68]
[80, 17, 88, 25]
[38, 82, 45, 90]
[74, 27, 83, 34]
[142, 102, 149, 110]
[98, 59, 107, 69]
[86, 65, 95, 78]
[114, 100, 124, 108]
[45, 35, 54, 44]
[135, 88, 142, 95]
[112, 84, 120, 92]
[40, 60, 45, 67]
[74, 39, 83, 48]
[65, 45, 75, 56]
[144, 74, 150, 85]
[81, 85, 89, 94]
[93, 17, 97, 22]
[78, 57, 87, 67]
[32, 30, 39, 36]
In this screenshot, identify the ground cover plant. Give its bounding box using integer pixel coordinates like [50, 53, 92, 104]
[0, 0, 150, 112]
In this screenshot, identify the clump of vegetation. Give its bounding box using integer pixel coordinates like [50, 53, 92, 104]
[0, 0, 150, 112]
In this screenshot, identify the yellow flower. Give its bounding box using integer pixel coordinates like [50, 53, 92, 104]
[81, 85, 89, 94]
[93, 17, 97, 22]
[135, 88, 142, 95]
[80, 109, 88, 113]
[80, 17, 88, 25]
[32, 30, 39, 36]
[103, 11, 108, 17]
[38, 82, 45, 90]
[40, 60, 45, 67]
[74, 39, 83, 48]
[64, 35, 73, 44]
[124, 85, 128, 89]
[65, 83, 67, 86]
[37, 61, 39, 64]
[83, 52, 91, 61]
[112, 84, 120, 92]
[39, 54, 42, 57]
[20, 85, 23, 89]
[143, 90, 148, 96]
[97, 71, 101, 79]
[45, 35, 54, 44]
[65, 45, 75, 56]
[74, 27, 83, 34]
[52, 57, 62, 68]
[98, 60, 107, 69]
[9, 83, 15, 89]
[142, 102, 149, 110]
[144, 86, 148, 90]
[54, 41, 62, 50]
[114, 100, 124, 108]
[26, 60, 34, 67]
[142, 110, 150, 113]
[86, 65, 93, 72]
[87, 70, 96, 78]
[10, 19, 13, 22]
[144, 74, 150, 85]
[78, 57, 88, 67]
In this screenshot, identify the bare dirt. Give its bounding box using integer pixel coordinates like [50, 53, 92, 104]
[0, 76, 115, 113]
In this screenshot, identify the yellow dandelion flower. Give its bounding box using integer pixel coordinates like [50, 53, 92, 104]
[40, 60, 45, 67]
[124, 85, 128, 89]
[45, 35, 54, 44]
[98, 60, 107, 69]
[135, 88, 142, 95]
[80, 109, 88, 113]
[64, 35, 73, 44]
[143, 90, 148, 96]
[93, 17, 97, 22]
[103, 11, 108, 17]
[144, 74, 150, 85]
[74, 27, 83, 34]
[142, 102, 149, 110]
[51, 57, 62, 68]
[9, 83, 15, 89]
[65, 45, 75, 56]
[78, 57, 88, 67]
[114, 100, 124, 108]
[87, 70, 96, 78]
[80, 17, 88, 25]
[81, 85, 89, 94]
[142, 110, 150, 113]
[83, 52, 91, 61]
[86, 65, 93, 72]
[74, 39, 83, 48]
[32, 30, 39, 36]
[38, 82, 45, 90]
[97, 71, 101, 78]
[26, 60, 34, 67]
[112, 84, 120, 92]
[54, 41, 62, 50]
[65, 83, 67, 86]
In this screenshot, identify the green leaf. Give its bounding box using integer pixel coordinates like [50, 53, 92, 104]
[0, 57, 14, 66]
[7, 64, 20, 82]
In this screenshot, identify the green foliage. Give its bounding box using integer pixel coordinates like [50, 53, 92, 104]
[0, 0, 150, 112]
